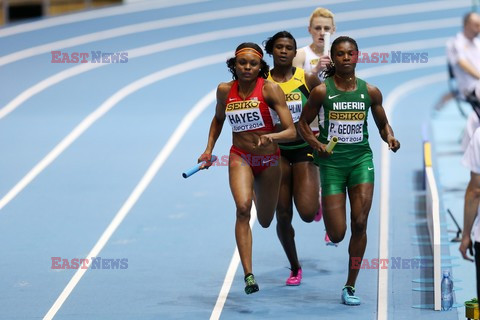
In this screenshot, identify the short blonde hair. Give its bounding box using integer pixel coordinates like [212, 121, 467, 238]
[309, 7, 335, 27]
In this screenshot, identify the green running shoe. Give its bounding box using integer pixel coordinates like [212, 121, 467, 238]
[341, 286, 361, 305]
[244, 273, 259, 294]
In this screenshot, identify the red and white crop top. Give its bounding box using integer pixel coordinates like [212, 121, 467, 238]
[225, 78, 275, 133]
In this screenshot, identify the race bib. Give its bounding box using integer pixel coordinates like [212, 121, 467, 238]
[285, 92, 302, 123]
[327, 111, 365, 143]
[271, 93, 303, 125]
[226, 100, 265, 132]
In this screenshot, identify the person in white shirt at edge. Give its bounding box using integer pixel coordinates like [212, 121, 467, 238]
[459, 126, 480, 301]
[447, 12, 480, 101]
[447, 12, 480, 152]
[461, 110, 479, 152]
[292, 7, 336, 237]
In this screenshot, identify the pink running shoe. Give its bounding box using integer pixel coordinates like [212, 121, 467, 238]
[286, 268, 302, 286]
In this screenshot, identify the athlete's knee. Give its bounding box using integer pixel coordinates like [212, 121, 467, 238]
[300, 214, 315, 223]
[276, 206, 293, 225]
[276, 221, 294, 236]
[297, 208, 316, 223]
[328, 228, 346, 243]
[257, 215, 273, 228]
[293, 199, 317, 223]
[236, 202, 252, 221]
[351, 215, 368, 234]
[294, 196, 319, 223]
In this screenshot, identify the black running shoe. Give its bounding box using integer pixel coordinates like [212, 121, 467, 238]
[244, 273, 259, 294]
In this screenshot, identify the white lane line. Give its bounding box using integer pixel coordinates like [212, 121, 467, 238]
[360, 38, 450, 54]
[0, 63, 98, 120]
[0, 52, 229, 212]
[0, 0, 354, 66]
[42, 88, 217, 320]
[210, 207, 257, 320]
[2, 0, 468, 40]
[358, 56, 446, 79]
[0, 19, 449, 208]
[297, 18, 460, 46]
[0, 0, 360, 121]
[376, 72, 446, 320]
[0, 0, 467, 68]
[0, 19, 457, 121]
[336, 0, 469, 21]
[0, 0, 210, 38]
[0, 20, 291, 120]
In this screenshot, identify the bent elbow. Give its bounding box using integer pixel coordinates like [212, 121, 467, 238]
[465, 184, 480, 203]
[472, 186, 480, 199]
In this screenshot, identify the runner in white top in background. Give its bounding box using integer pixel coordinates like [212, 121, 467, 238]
[293, 7, 336, 84]
[293, 7, 336, 233]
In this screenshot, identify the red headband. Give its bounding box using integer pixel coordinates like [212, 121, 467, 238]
[235, 48, 263, 59]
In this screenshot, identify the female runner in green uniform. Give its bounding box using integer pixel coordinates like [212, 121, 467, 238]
[264, 31, 321, 286]
[298, 36, 400, 305]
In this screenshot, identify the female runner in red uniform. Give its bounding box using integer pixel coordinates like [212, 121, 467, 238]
[198, 42, 296, 294]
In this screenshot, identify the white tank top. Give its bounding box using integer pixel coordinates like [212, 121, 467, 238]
[302, 45, 321, 75]
[301, 45, 321, 131]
